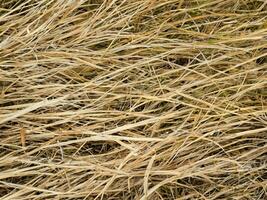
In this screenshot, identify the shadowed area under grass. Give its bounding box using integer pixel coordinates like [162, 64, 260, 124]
[0, 0, 267, 199]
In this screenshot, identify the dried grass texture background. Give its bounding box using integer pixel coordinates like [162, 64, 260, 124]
[0, 0, 267, 199]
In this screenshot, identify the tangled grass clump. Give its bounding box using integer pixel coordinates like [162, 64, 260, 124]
[0, 0, 267, 199]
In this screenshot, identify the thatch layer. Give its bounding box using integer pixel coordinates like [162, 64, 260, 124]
[0, 0, 266, 199]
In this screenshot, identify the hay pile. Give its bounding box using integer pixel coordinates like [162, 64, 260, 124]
[0, 0, 266, 199]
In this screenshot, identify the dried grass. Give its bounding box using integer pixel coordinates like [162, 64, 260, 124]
[0, 0, 267, 199]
